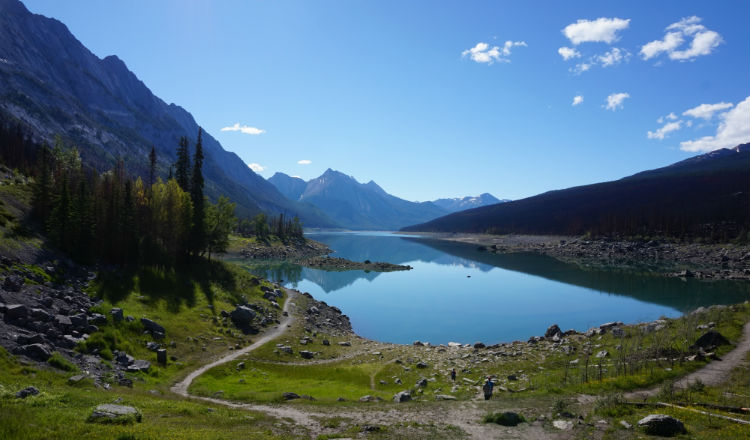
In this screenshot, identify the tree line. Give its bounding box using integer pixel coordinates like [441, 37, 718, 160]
[236, 212, 304, 242]
[0, 119, 238, 265]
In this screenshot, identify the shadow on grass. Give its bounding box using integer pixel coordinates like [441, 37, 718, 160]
[92, 259, 239, 313]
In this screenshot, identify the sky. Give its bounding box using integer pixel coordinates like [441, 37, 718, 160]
[23, 0, 750, 202]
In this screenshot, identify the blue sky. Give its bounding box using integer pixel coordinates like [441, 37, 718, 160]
[24, 0, 750, 201]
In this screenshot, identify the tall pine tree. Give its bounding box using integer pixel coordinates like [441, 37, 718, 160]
[149, 145, 157, 187]
[175, 136, 190, 192]
[189, 128, 206, 256]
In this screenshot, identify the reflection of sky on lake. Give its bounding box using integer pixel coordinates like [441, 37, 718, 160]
[242, 232, 750, 345]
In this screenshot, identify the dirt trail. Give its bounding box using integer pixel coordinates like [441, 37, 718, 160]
[625, 320, 750, 400]
[171, 289, 750, 439]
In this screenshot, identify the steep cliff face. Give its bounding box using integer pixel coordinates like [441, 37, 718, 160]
[0, 0, 334, 225]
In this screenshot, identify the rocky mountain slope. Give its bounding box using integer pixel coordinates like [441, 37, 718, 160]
[431, 193, 507, 213]
[404, 144, 750, 240]
[0, 0, 334, 226]
[269, 169, 449, 230]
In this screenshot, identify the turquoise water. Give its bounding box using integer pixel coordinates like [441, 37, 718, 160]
[241, 232, 749, 345]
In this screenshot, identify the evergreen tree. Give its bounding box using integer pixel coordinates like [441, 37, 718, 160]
[205, 196, 236, 260]
[48, 173, 71, 251]
[149, 145, 157, 187]
[175, 136, 191, 192]
[190, 128, 206, 255]
[32, 144, 53, 220]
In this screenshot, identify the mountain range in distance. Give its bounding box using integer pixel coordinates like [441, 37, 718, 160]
[403, 144, 750, 240]
[268, 170, 506, 230]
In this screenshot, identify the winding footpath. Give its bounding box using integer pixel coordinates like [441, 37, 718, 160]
[170, 290, 750, 439]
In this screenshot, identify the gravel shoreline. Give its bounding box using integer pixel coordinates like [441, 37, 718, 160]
[409, 233, 750, 281]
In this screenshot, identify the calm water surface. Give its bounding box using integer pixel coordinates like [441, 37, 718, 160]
[241, 232, 749, 345]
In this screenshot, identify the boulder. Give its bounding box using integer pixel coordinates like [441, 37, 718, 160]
[141, 318, 165, 335]
[15, 386, 39, 399]
[282, 392, 300, 400]
[89, 313, 107, 325]
[435, 394, 457, 401]
[338, 341, 351, 346]
[110, 308, 123, 323]
[87, 404, 141, 424]
[359, 395, 382, 402]
[416, 361, 428, 369]
[146, 342, 161, 352]
[299, 350, 315, 359]
[127, 360, 151, 372]
[637, 414, 686, 436]
[545, 324, 562, 338]
[473, 342, 486, 349]
[115, 351, 134, 366]
[30, 308, 52, 322]
[416, 378, 428, 388]
[552, 420, 573, 430]
[3, 275, 24, 292]
[393, 391, 411, 402]
[70, 313, 88, 329]
[16, 343, 51, 361]
[690, 331, 729, 351]
[4, 304, 27, 321]
[55, 315, 72, 330]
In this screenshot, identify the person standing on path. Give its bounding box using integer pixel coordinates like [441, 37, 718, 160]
[482, 376, 494, 400]
[451, 369, 456, 382]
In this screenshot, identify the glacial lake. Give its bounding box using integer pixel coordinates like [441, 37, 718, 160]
[239, 232, 750, 345]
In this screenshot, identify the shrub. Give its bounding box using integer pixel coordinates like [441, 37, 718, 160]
[482, 412, 525, 426]
[47, 352, 77, 372]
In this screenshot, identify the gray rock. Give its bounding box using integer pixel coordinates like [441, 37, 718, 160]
[299, 350, 315, 359]
[70, 313, 88, 329]
[552, 420, 573, 430]
[435, 394, 457, 401]
[545, 324, 562, 338]
[146, 342, 161, 351]
[595, 350, 609, 358]
[359, 395, 382, 402]
[611, 327, 625, 337]
[393, 391, 411, 402]
[282, 392, 300, 400]
[416, 361, 428, 369]
[88, 404, 141, 424]
[110, 308, 123, 323]
[16, 343, 51, 361]
[416, 378, 428, 387]
[3, 275, 24, 292]
[89, 313, 107, 325]
[690, 330, 729, 351]
[127, 360, 151, 372]
[15, 386, 39, 398]
[619, 420, 632, 429]
[55, 314, 72, 329]
[4, 304, 28, 321]
[30, 308, 52, 321]
[68, 374, 86, 384]
[637, 414, 686, 436]
[338, 341, 351, 346]
[141, 318, 165, 335]
[322, 339, 330, 346]
[115, 351, 134, 366]
[473, 342, 486, 349]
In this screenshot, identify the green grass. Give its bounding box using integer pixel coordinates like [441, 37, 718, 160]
[47, 352, 78, 372]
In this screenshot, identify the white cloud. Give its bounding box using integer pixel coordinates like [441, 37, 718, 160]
[297, 159, 312, 165]
[680, 96, 750, 152]
[597, 47, 630, 67]
[558, 46, 581, 61]
[657, 112, 678, 124]
[640, 16, 722, 61]
[572, 95, 584, 106]
[247, 163, 265, 172]
[682, 102, 733, 120]
[571, 62, 592, 74]
[563, 17, 630, 45]
[647, 121, 683, 140]
[462, 40, 526, 64]
[605, 92, 630, 111]
[220, 123, 266, 135]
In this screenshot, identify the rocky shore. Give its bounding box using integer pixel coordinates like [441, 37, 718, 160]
[298, 256, 412, 272]
[236, 238, 411, 272]
[418, 233, 750, 281]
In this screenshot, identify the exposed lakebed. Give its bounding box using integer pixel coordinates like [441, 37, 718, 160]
[238, 232, 749, 345]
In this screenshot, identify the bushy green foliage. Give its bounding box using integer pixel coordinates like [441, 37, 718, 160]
[482, 411, 525, 426]
[47, 352, 77, 372]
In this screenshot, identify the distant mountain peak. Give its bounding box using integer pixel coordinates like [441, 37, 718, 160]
[431, 193, 506, 213]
